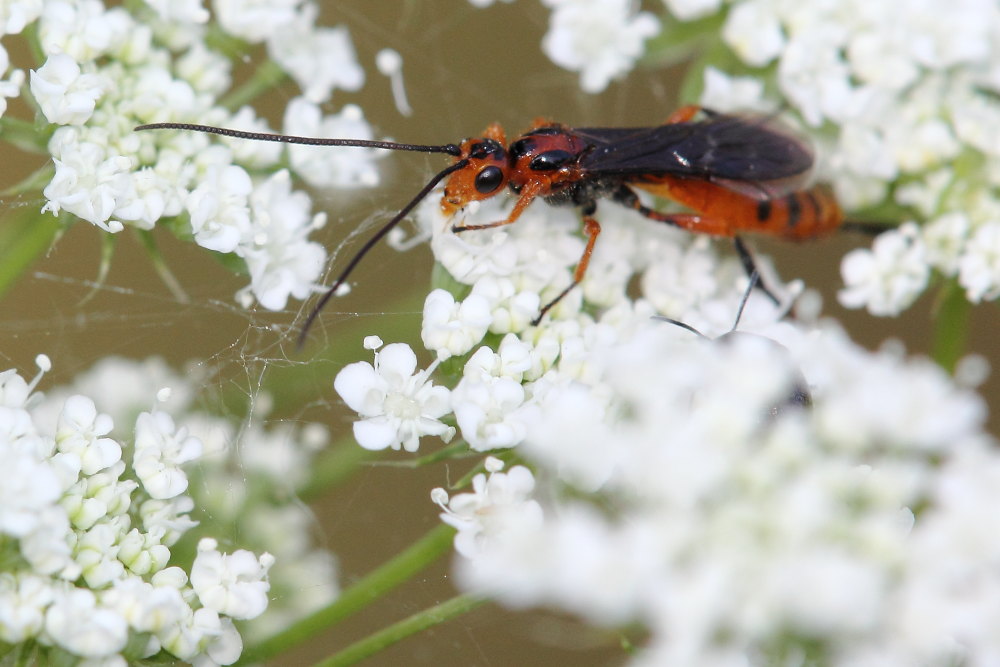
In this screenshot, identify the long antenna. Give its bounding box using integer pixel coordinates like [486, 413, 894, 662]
[136, 122, 472, 348]
[296, 159, 470, 349]
[134, 123, 462, 156]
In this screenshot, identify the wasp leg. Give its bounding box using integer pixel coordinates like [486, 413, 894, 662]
[613, 186, 780, 304]
[732, 236, 779, 305]
[533, 214, 602, 325]
[665, 105, 702, 124]
[451, 181, 543, 233]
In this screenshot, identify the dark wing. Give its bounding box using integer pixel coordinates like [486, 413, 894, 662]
[575, 114, 814, 184]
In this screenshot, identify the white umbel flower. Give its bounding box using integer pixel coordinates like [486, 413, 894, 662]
[839, 223, 930, 315]
[190, 538, 274, 620]
[334, 342, 454, 452]
[29, 52, 105, 125]
[541, 0, 660, 93]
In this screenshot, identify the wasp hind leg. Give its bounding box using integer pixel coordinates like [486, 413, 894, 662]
[613, 186, 781, 304]
[732, 236, 779, 305]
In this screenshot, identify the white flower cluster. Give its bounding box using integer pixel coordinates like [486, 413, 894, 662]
[324, 147, 1000, 661]
[8, 0, 381, 311]
[662, 0, 1000, 316]
[470, 0, 660, 93]
[540, 0, 660, 94]
[39, 355, 341, 639]
[433, 320, 1000, 664]
[0, 355, 273, 664]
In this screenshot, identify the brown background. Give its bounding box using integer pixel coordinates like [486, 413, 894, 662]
[1, 2, 998, 665]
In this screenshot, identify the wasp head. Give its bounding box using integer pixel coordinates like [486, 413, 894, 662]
[441, 123, 510, 214]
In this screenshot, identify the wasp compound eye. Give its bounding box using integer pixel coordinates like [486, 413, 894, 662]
[475, 165, 504, 193]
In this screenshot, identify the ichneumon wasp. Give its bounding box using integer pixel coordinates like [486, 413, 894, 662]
[136, 104, 852, 346]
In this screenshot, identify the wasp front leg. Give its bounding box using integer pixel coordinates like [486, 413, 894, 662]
[451, 181, 544, 233]
[533, 214, 602, 324]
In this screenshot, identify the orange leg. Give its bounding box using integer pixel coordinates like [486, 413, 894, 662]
[614, 186, 780, 304]
[533, 215, 602, 324]
[451, 180, 544, 233]
[665, 105, 703, 124]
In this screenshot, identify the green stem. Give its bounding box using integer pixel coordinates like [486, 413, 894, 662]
[372, 440, 474, 469]
[0, 207, 63, 301]
[135, 229, 190, 303]
[78, 232, 117, 306]
[0, 117, 50, 154]
[314, 593, 487, 667]
[931, 279, 971, 373]
[0, 163, 54, 198]
[296, 437, 377, 502]
[220, 60, 288, 112]
[238, 523, 457, 665]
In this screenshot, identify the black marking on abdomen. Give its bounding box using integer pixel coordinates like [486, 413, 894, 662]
[756, 199, 772, 223]
[785, 194, 802, 228]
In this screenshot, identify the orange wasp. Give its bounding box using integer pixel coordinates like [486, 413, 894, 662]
[137, 105, 844, 345]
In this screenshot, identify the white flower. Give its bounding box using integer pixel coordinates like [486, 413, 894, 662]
[144, 0, 209, 25]
[45, 588, 128, 658]
[219, 106, 283, 168]
[175, 41, 232, 95]
[190, 538, 273, 620]
[0, 575, 53, 643]
[38, 1, 133, 61]
[18, 506, 76, 578]
[922, 211, 971, 275]
[140, 496, 198, 547]
[1, 1, 43, 35]
[0, 435, 63, 537]
[283, 97, 382, 188]
[641, 238, 721, 317]
[463, 334, 534, 383]
[839, 223, 930, 316]
[213, 0, 301, 42]
[433, 304, 997, 663]
[101, 577, 187, 634]
[123, 63, 202, 125]
[55, 395, 120, 475]
[117, 528, 170, 575]
[722, 0, 785, 67]
[541, 0, 660, 93]
[958, 220, 1000, 302]
[186, 163, 253, 253]
[41, 141, 133, 232]
[75, 521, 127, 588]
[206, 616, 244, 665]
[0, 44, 25, 118]
[133, 410, 203, 500]
[451, 375, 538, 451]
[29, 53, 106, 125]
[433, 463, 543, 559]
[334, 342, 454, 452]
[0, 357, 270, 664]
[267, 3, 363, 103]
[699, 66, 771, 113]
[421, 289, 493, 361]
[242, 169, 326, 310]
[662, 0, 723, 21]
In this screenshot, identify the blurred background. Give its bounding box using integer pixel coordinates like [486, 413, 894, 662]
[1, 1, 998, 664]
